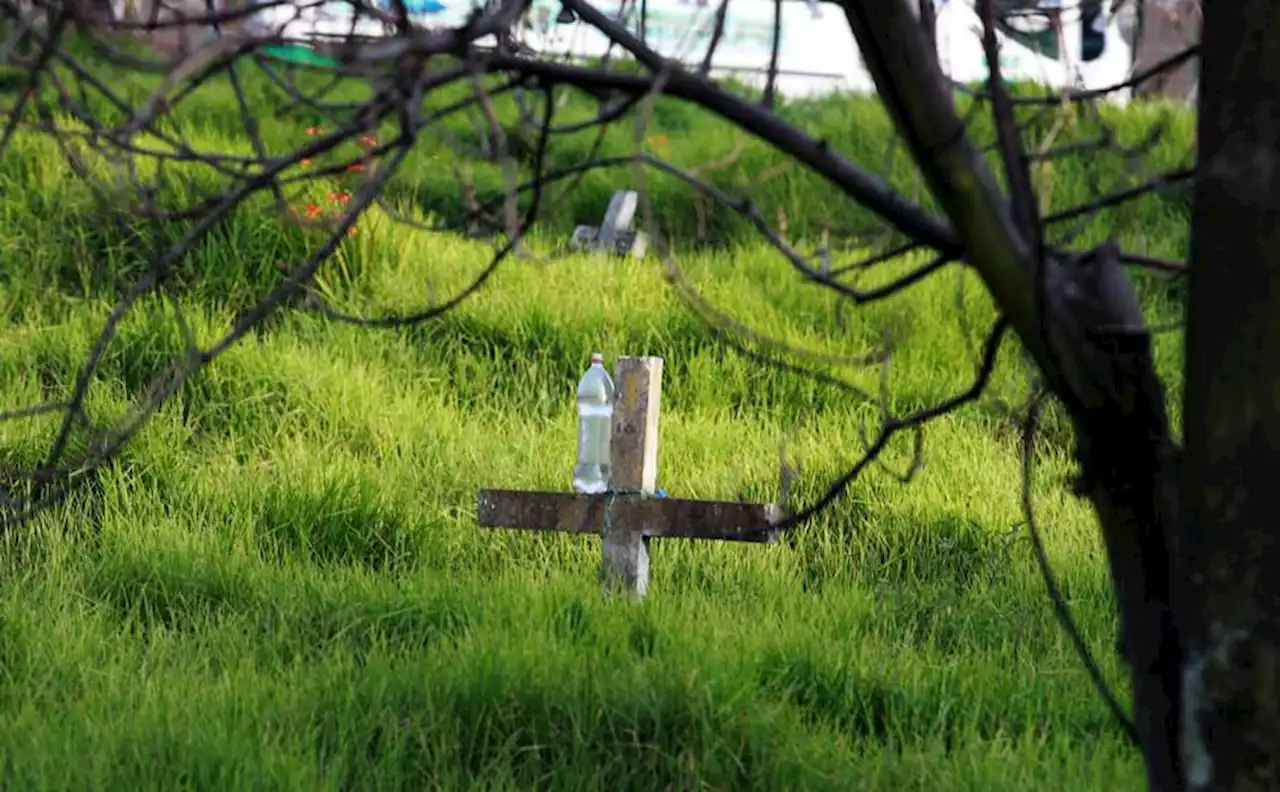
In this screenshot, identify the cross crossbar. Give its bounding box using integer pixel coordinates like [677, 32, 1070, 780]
[477, 489, 780, 543]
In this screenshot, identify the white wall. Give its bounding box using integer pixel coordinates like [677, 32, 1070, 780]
[251, 0, 1135, 101]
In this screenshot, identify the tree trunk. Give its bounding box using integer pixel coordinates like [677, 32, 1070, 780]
[1181, 2, 1280, 789]
[839, 3, 1187, 788]
[839, 3, 1186, 786]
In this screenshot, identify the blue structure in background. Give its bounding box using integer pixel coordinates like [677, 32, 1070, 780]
[380, 0, 447, 13]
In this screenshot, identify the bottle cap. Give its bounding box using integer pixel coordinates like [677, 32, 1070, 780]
[590, 352, 604, 364]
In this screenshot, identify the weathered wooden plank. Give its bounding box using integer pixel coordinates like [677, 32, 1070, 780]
[602, 356, 662, 596]
[611, 356, 662, 493]
[476, 489, 780, 543]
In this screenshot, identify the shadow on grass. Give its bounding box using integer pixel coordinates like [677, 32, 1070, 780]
[787, 489, 1021, 595]
[308, 667, 796, 792]
[254, 475, 421, 573]
[756, 646, 902, 744]
[85, 545, 256, 635]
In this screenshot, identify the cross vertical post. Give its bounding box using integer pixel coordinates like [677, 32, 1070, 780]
[596, 189, 638, 254]
[601, 356, 663, 598]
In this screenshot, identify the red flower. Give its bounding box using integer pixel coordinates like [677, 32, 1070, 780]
[358, 135, 377, 148]
[346, 163, 365, 173]
[347, 226, 358, 237]
[328, 190, 351, 205]
[306, 126, 322, 136]
[303, 203, 321, 218]
[301, 158, 313, 166]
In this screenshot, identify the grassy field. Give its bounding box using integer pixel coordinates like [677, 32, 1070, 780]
[0, 49, 1192, 790]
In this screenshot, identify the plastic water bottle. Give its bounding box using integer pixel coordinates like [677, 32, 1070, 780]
[573, 353, 615, 494]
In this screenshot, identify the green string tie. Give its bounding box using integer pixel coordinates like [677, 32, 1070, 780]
[600, 487, 667, 539]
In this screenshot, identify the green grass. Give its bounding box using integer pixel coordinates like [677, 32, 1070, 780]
[0, 47, 1194, 789]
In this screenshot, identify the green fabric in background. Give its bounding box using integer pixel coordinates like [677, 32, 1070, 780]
[260, 44, 340, 68]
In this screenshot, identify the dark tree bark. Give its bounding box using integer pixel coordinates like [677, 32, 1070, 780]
[1180, 1, 1280, 788]
[917, 0, 936, 52]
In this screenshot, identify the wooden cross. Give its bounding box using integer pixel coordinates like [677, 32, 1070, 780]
[567, 190, 649, 258]
[477, 356, 782, 598]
